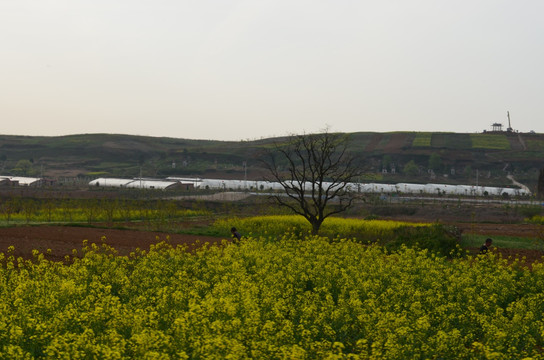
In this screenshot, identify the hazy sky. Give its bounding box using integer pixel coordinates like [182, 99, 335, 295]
[2, 1, 543, 140]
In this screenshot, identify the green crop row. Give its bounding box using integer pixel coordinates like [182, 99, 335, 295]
[526, 139, 544, 151]
[412, 133, 432, 147]
[0, 198, 208, 225]
[1, 236, 543, 359]
[469, 134, 511, 150]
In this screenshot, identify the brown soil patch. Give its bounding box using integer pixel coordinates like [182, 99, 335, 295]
[1, 222, 543, 265]
[0, 226, 226, 262]
[456, 223, 544, 265]
[364, 133, 383, 151]
[383, 133, 410, 152]
[453, 222, 543, 238]
[465, 247, 544, 266]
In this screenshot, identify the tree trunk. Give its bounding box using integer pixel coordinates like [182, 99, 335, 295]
[311, 219, 323, 235]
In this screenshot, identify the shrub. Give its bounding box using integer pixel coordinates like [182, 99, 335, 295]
[519, 205, 542, 219]
[386, 224, 461, 257]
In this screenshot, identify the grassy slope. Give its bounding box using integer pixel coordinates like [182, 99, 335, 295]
[1, 132, 543, 186]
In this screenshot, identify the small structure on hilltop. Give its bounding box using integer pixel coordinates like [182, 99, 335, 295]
[491, 122, 503, 132]
[484, 111, 516, 133]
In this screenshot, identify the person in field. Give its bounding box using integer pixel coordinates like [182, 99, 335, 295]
[479, 238, 493, 254]
[231, 227, 242, 244]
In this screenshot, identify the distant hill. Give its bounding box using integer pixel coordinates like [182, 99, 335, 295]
[1, 132, 543, 191]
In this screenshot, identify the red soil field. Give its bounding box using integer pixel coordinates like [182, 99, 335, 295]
[1, 222, 542, 264]
[0, 226, 226, 262]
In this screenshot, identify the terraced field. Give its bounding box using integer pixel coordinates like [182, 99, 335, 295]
[431, 133, 472, 149]
[470, 133, 511, 150]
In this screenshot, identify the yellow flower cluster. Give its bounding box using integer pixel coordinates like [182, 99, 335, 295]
[0, 198, 208, 224]
[412, 133, 432, 147]
[528, 215, 544, 225]
[215, 215, 428, 242]
[1, 236, 543, 359]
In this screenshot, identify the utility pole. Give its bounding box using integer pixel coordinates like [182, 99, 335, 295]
[243, 161, 247, 189]
[507, 111, 513, 132]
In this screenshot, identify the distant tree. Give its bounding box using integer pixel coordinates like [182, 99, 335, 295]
[382, 155, 392, 172]
[261, 130, 362, 235]
[22, 198, 37, 224]
[428, 153, 442, 172]
[403, 160, 419, 176]
[101, 198, 118, 226]
[0, 154, 6, 173]
[12, 159, 36, 176]
[1, 197, 20, 223]
[43, 198, 56, 222]
[83, 199, 100, 224]
[464, 165, 472, 179]
[138, 153, 146, 166]
[538, 167, 544, 199]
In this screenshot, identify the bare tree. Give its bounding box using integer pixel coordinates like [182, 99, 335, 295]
[261, 130, 361, 235]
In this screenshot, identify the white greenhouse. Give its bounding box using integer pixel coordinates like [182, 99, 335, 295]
[0, 176, 43, 186]
[89, 178, 188, 190]
[89, 176, 531, 197]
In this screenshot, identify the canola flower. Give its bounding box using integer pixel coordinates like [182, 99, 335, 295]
[1, 235, 544, 359]
[528, 215, 544, 225]
[214, 215, 428, 241]
[0, 198, 208, 224]
[213, 215, 458, 256]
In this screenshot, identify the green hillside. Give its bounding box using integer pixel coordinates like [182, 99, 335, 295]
[1, 132, 543, 190]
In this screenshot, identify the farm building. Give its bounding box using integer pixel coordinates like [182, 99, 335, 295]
[89, 178, 193, 190]
[166, 177, 284, 191]
[0, 176, 43, 186]
[167, 177, 203, 188]
[124, 179, 186, 190]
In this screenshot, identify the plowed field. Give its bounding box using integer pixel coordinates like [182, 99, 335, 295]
[1, 222, 542, 264]
[0, 226, 225, 262]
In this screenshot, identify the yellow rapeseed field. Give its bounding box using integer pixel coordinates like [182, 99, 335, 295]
[214, 215, 428, 241]
[1, 235, 543, 359]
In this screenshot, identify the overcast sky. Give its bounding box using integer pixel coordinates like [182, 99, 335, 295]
[1, 0, 543, 140]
